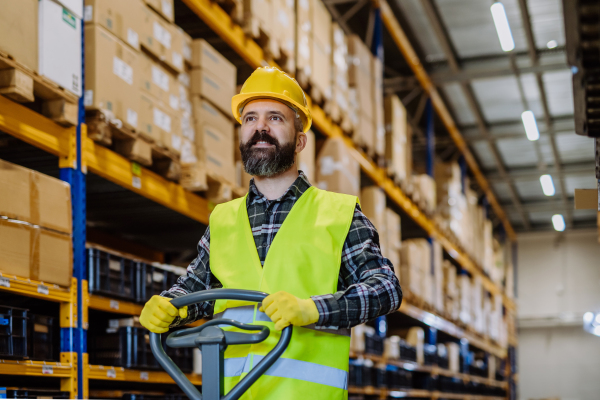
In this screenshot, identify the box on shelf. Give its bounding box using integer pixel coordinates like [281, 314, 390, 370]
[413, 174, 436, 212]
[295, 0, 311, 81]
[316, 137, 360, 197]
[144, 0, 174, 23]
[190, 39, 236, 87]
[384, 95, 410, 181]
[139, 92, 181, 153]
[83, 0, 143, 51]
[297, 129, 315, 182]
[192, 97, 234, 148]
[39, 0, 82, 96]
[432, 240, 444, 313]
[85, 24, 140, 130]
[191, 68, 236, 119]
[54, 0, 84, 18]
[140, 53, 179, 113]
[360, 186, 386, 242]
[309, 0, 332, 103]
[458, 272, 471, 325]
[385, 208, 401, 269]
[372, 56, 385, 157]
[0, 158, 72, 234]
[328, 22, 350, 122]
[400, 239, 432, 300]
[141, 6, 181, 73]
[271, 0, 296, 72]
[0, 0, 38, 73]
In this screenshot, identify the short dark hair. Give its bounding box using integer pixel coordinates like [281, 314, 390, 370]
[294, 114, 304, 133]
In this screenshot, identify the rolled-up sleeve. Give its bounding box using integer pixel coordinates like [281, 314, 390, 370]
[311, 206, 402, 329]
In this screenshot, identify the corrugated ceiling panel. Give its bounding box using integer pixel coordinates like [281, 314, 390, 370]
[436, 0, 527, 58]
[492, 181, 515, 202]
[518, 73, 544, 117]
[442, 82, 476, 125]
[542, 70, 574, 116]
[564, 175, 597, 194]
[496, 137, 539, 167]
[554, 132, 595, 163]
[528, 211, 554, 224]
[395, 0, 446, 62]
[514, 178, 550, 199]
[527, 0, 565, 49]
[471, 141, 497, 169]
[471, 77, 524, 122]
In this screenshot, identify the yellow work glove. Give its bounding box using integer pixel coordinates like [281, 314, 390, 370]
[139, 295, 188, 334]
[259, 291, 319, 331]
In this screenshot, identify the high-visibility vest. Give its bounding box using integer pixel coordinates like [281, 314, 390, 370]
[210, 186, 357, 400]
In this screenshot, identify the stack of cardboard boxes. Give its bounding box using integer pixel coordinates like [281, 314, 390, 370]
[84, 0, 191, 160]
[384, 95, 411, 182]
[316, 138, 360, 197]
[0, 0, 82, 99]
[399, 239, 431, 302]
[348, 35, 374, 153]
[295, 0, 332, 104]
[328, 23, 351, 129]
[189, 39, 237, 188]
[0, 159, 73, 288]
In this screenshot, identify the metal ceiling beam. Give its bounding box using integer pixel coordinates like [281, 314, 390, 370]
[460, 115, 575, 137]
[485, 161, 594, 182]
[517, 0, 573, 228]
[419, 0, 530, 229]
[462, 126, 575, 143]
[383, 62, 568, 92]
[502, 199, 575, 214]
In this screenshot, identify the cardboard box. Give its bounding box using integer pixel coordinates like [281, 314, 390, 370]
[354, 111, 374, 151]
[311, 0, 332, 48]
[384, 95, 409, 181]
[141, 6, 180, 72]
[372, 57, 385, 157]
[181, 150, 208, 192]
[360, 187, 386, 235]
[169, 24, 185, 73]
[192, 97, 235, 146]
[85, 24, 140, 129]
[385, 208, 401, 251]
[0, 219, 33, 279]
[0, 159, 72, 235]
[272, 0, 296, 71]
[144, 0, 174, 22]
[311, 37, 332, 102]
[39, 0, 82, 96]
[190, 68, 236, 117]
[139, 91, 180, 146]
[329, 22, 350, 119]
[190, 39, 237, 88]
[316, 137, 360, 197]
[348, 35, 372, 112]
[36, 228, 73, 287]
[0, 0, 38, 73]
[295, 0, 312, 76]
[297, 129, 315, 182]
[83, 0, 144, 51]
[140, 53, 179, 113]
[201, 125, 236, 184]
[54, 0, 83, 18]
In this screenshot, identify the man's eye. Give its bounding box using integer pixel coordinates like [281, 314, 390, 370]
[245, 116, 256, 122]
[271, 116, 281, 121]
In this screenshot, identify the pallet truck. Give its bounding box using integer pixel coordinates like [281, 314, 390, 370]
[150, 289, 292, 400]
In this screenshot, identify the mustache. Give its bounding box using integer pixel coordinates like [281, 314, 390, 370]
[246, 131, 280, 148]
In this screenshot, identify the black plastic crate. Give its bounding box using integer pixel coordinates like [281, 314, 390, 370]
[423, 344, 437, 366]
[88, 248, 136, 301]
[135, 263, 180, 304]
[364, 332, 384, 356]
[4, 389, 70, 399]
[28, 314, 56, 361]
[0, 306, 28, 359]
[399, 340, 417, 363]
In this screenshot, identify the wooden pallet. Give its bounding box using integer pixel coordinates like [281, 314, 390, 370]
[180, 162, 246, 205]
[86, 110, 181, 182]
[0, 51, 79, 126]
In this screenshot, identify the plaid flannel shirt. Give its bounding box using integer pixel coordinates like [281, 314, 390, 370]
[162, 171, 402, 329]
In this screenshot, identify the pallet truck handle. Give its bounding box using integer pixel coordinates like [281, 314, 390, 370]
[150, 288, 292, 400]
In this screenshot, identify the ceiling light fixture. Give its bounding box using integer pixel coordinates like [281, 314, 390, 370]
[521, 111, 540, 141]
[552, 214, 566, 232]
[547, 40, 558, 49]
[491, 2, 515, 52]
[540, 174, 555, 196]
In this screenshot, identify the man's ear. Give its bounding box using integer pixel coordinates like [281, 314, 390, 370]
[296, 132, 307, 153]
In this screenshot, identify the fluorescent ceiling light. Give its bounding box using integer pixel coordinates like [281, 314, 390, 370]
[595, 314, 600, 325]
[584, 312, 594, 324]
[552, 214, 565, 232]
[521, 111, 540, 141]
[594, 326, 600, 337]
[539, 174, 555, 196]
[547, 40, 558, 49]
[491, 2, 515, 52]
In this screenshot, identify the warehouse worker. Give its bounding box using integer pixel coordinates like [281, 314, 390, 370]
[140, 66, 402, 399]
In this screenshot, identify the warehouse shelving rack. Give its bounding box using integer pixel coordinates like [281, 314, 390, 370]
[0, 0, 517, 398]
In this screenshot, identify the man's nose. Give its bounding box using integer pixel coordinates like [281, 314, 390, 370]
[255, 115, 269, 132]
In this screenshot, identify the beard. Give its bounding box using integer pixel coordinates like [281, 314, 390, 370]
[240, 131, 297, 177]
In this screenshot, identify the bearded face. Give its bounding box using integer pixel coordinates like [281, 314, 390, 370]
[239, 130, 297, 178]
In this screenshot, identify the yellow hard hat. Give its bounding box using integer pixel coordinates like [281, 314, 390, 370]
[231, 67, 312, 132]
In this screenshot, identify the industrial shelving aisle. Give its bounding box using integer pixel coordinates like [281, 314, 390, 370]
[0, 0, 518, 398]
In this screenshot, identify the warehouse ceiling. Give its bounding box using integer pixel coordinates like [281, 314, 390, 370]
[327, 0, 597, 232]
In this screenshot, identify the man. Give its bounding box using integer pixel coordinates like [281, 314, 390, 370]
[140, 66, 402, 399]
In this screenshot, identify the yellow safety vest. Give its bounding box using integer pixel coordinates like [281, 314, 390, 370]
[210, 186, 357, 400]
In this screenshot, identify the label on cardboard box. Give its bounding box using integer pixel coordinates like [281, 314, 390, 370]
[113, 57, 133, 85]
[127, 109, 138, 128]
[84, 5, 93, 21]
[153, 21, 171, 48]
[172, 52, 183, 70]
[152, 65, 169, 92]
[153, 108, 171, 132]
[171, 134, 182, 151]
[169, 94, 179, 110]
[84, 90, 93, 106]
[0, 277, 9, 288]
[161, 0, 173, 19]
[127, 28, 139, 49]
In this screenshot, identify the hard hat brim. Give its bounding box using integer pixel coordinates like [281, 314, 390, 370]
[231, 92, 313, 133]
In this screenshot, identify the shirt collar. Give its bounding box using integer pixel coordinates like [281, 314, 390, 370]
[248, 170, 312, 205]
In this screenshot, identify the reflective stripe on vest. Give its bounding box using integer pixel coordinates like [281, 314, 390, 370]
[210, 186, 358, 400]
[224, 356, 349, 390]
